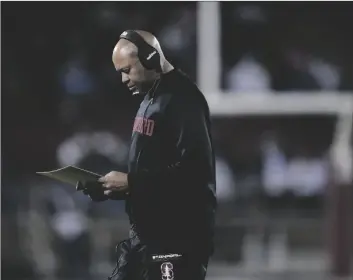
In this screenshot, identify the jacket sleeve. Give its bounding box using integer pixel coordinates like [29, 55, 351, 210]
[108, 191, 128, 200]
[127, 93, 213, 198]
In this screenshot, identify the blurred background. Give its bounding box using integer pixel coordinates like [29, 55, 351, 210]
[1, 2, 353, 280]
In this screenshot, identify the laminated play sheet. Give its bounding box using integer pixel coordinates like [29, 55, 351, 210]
[36, 165, 101, 187]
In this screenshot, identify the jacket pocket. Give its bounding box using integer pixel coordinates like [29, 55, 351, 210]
[108, 239, 131, 280]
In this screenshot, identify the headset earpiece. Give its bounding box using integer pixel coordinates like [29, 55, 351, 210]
[119, 30, 162, 72]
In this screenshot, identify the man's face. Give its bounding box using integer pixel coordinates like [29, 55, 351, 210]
[113, 46, 156, 95]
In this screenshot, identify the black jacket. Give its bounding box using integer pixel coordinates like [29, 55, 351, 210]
[126, 69, 217, 255]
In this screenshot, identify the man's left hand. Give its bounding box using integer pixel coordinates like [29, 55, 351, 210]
[99, 171, 129, 195]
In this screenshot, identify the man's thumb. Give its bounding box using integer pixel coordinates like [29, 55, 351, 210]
[76, 181, 84, 191]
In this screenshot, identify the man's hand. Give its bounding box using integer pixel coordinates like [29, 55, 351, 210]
[76, 181, 107, 202]
[99, 171, 129, 195]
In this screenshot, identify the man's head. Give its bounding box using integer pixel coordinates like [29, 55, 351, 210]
[112, 30, 174, 95]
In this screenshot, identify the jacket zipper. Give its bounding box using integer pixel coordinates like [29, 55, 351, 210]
[135, 98, 154, 169]
[134, 77, 160, 170]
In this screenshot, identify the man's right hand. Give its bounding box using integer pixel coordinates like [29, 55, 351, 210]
[76, 181, 128, 201]
[76, 181, 108, 202]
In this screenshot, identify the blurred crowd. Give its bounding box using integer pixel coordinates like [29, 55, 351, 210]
[221, 2, 353, 93]
[2, 2, 352, 280]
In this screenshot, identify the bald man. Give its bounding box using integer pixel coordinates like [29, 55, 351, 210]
[77, 30, 216, 280]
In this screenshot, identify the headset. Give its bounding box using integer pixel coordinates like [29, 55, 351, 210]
[119, 30, 162, 73]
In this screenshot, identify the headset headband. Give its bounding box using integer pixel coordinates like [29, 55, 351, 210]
[119, 30, 161, 72]
[120, 30, 152, 53]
